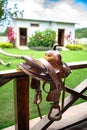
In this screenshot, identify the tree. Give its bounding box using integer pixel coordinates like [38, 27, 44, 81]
[0, 0, 5, 20]
[0, 0, 24, 32]
[0, 0, 8, 20]
[75, 28, 87, 38]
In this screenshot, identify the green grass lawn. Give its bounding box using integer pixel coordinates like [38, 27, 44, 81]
[0, 48, 87, 129]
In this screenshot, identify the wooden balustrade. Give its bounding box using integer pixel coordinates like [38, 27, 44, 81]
[0, 70, 29, 130]
[0, 61, 87, 130]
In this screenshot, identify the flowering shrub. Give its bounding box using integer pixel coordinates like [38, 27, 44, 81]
[65, 32, 72, 40]
[65, 31, 74, 44]
[7, 27, 15, 45]
[28, 29, 56, 47]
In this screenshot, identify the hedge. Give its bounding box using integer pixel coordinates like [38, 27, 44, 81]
[65, 43, 83, 50]
[0, 42, 13, 48]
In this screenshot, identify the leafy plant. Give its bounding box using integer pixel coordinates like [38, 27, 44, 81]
[0, 42, 13, 48]
[28, 29, 56, 47]
[65, 43, 83, 50]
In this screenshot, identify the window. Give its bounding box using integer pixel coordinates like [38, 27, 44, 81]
[30, 23, 39, 27]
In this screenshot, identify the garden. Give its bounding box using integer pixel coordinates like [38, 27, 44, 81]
[0, 48, 87, 129]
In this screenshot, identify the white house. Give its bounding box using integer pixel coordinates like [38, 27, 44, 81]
[12, 18, 75, 48]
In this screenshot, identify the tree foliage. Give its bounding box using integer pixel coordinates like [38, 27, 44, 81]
[75, 28, 87, 38]
[0, 0, 6, 20]
[28, 29, 56, 47]
[0, 0, 24, 32]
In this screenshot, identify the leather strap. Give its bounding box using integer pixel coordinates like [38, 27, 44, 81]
[39, 58, 63, 91]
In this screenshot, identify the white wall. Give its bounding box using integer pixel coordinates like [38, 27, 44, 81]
[75, 38, 87, 44]
[12, 19, 75, 47]
[12, 19, 29, 47]
[0, 36, 8, 42]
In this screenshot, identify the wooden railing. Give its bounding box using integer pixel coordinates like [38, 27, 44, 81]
[0, 61, 87, 130]
[0, 70, 29, 130]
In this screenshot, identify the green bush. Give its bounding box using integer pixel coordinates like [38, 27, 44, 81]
[65, 43, 83, 50]
[0, 42, 13, 48]
[28, 29, 56, 47]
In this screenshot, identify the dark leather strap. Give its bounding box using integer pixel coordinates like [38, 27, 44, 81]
[39, 58, 63, 91]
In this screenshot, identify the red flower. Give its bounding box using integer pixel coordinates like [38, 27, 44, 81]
[7, 27, 15, 44]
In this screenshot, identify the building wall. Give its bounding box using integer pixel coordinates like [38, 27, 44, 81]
[12, 19, 29, 47]
[12, 19, 75, 48]
[0, 36, 8, 42]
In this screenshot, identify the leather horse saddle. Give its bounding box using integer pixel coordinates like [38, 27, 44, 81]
[19, 44, 71, 121]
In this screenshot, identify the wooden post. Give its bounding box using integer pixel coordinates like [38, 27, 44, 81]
[14, 75, 29, 130]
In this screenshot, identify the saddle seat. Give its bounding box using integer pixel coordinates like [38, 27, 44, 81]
[19, 49, 70, 81]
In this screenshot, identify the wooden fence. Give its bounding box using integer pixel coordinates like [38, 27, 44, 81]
[0, 61, 87, 130]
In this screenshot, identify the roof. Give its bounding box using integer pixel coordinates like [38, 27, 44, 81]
[12, 17, 76, 25]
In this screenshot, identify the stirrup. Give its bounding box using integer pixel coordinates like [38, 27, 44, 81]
[48, 104, 62, 121]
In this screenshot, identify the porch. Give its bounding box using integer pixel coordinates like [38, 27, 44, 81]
[0, 61, 87, 130]
[3, 102, 87, 130]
